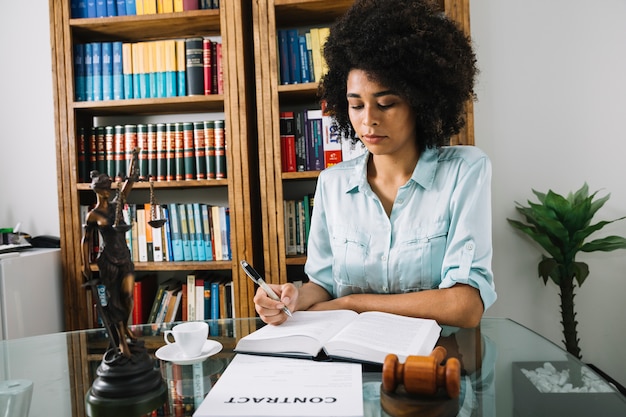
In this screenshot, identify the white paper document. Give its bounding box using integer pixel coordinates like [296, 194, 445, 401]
[193, 354, 364, 417]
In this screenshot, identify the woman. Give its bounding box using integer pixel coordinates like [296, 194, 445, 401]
[82, 149, 139, 359]
[255, 0, 496, 328]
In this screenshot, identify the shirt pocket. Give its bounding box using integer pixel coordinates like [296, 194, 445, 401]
[331, 225, 370, 291]
[394, 221, 448, 292]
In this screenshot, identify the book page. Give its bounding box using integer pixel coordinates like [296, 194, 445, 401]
[235, 310, 358, 356]
[324, 311, 441, 363]
[193, 354, 364, 417]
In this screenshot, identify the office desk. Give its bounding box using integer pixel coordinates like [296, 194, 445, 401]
[1, 318, 625, 417]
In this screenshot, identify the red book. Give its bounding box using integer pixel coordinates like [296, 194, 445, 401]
[203, 38, 213, 95]
[193, 121, 207, 180]
[216, 42, 223, 94]
[165, 123, 176, 181]
[182, 0, 199, 10]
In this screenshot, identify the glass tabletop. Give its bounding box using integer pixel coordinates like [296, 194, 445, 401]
[1, 317, 625, 417]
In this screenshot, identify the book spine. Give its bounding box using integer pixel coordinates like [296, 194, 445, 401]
[74, 44, 86, 102]
[116, 0, 126, 15]
[85, 43, 94, 101]
[210, 281, 220, 319]
[92, 42, 103, 101]
[113, 124, 125, 181]
[201, 204, 214, 261]
[155, 40, 167, 98]
[176, 40, 186, 96]
[185, 203, 199, 261]
[164, 122, 175, 181]
[147, 123, 158, 178]
[277, 29, 290, 85]
[193, 121, 207, 180]
[182, 122, 196, 180]
[185, 37, 204, 96]
[96, 126, 106, 174]
[164, 40, 177, 97]
[112, 41, 124, 100]
[183, 0, 199, 10]
[136, 124, 148, 180]
[106, 0, 117, 17]
[77, 127, 87, 183]
[168, 203, 184, 261]
[174, 122, 185, 181]
[87, 0, 97, 18]
[124, 124, 137, 177]
[178, 203, 192, 261]
[122, 42, 133, 99]
[214, 120, 226, 178]
[125, 0, 136, 15]
[88, 127, 98, 177]
[287, 29, 301, 84]
[192, 203, 206, 261]
[202, 38, 212, 95]
[186, 274, 196, 321]
[104, 126, 115, 178]
[204, 120, 216, 179]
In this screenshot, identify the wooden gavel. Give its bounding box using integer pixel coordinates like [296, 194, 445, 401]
[382, 346, 461, 398]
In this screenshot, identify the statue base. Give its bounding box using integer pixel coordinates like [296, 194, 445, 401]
[380, 386, 459, 417]
[85, 341, 168, 417]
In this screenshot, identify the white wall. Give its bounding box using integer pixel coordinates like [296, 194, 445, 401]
[1, 0, 624, 387]
[471, 0, 626, 386]
[0, 0, 59, 237]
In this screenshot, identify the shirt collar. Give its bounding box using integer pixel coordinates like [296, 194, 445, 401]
[345, 147, 439, 193]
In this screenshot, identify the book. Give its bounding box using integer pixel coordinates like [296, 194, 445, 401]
[234, 310, 441, 365]
[193, 354, 363, 417]
[185, 37, 204, 96]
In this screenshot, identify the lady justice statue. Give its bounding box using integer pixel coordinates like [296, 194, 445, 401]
[81, 147, 167, 416]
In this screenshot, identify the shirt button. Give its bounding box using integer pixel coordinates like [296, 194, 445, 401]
[381, 255, 387, 261]
[465, 242, 474, 251]
[383, 286, 388, 292]
[397, 199, 403, 204]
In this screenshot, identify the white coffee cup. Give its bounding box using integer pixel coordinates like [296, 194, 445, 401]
[163, 321, 209, 358]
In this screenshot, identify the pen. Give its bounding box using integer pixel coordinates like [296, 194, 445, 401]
[240, 260, 293, 317]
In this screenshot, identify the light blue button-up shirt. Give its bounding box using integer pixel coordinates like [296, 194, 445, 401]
[305, 145, 496, 311]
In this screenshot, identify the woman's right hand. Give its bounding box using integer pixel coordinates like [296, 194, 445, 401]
[254, 282, 298, 325]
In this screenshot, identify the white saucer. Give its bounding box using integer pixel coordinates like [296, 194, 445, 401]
[155, 340, 223, 365]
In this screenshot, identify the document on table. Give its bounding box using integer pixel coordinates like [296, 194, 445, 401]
[193, 354, 364, 417]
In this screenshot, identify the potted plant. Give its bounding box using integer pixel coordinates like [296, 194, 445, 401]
[507, 183, 626, 359]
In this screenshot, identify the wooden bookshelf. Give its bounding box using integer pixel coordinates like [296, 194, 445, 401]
[252, 0, 473, 286]
[49, 2, 260, 331]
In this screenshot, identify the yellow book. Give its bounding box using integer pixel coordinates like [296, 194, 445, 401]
[144, 0, 157, 15]
[158, 0, 174, 13]
[136, 0, 145, 14]
[122, 43, 133, 99]
[173, 0, 184, 12]
[164, 40, 177, 97]
[309, 28, 322, 83]
[318, 27, 330, 79]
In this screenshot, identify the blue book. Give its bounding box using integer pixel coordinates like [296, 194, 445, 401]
[192, 203, 207, 261]
[200, 204, 214, 261]
[96, 0, 106, 17]
[125, 0, 136, 15]
[112, 42, 124, 100]
[186, 204, 199, 261]
[101, 42, 113, 101]
[84, 43, 94, 101]
[165, 40, 177, 97]
[167, 203, 184, 261]
[72, 0, 88, 18]
[204, 281, 211, 319]
[178, 204, 192, 261]
[287, 29, 301, 84]
[91, 42, 103, 101]
[74, 44, 86, 101]
[106, 0, 117, 16]
[223, 207, 231, 260]
[210, 281, 220, 319]
[87, 0, 97, 17]
[116, 0, 126, 15]
[298, 35, 311, 83]
[277, 29, 290, 85]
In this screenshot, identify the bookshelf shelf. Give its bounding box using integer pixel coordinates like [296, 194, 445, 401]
[72, 95, 225, 115]
[91, 260, 232, 272]
[70, 10, 221, 42]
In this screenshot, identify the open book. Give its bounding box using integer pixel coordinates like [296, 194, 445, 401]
[234, 310, 442, 365]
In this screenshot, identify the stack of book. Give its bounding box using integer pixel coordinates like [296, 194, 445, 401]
[277, 27, 330, 85]
[77, 120, 226, 183]
[70, 0, 220, 19]
[74, 37, 222, 102]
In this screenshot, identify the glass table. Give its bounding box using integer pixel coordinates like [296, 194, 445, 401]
[1, 317, 625, 417]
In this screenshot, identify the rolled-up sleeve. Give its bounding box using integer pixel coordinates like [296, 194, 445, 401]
[438, 152, 496, 311]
